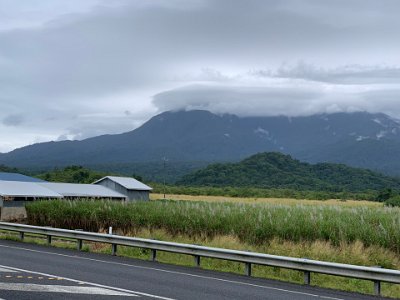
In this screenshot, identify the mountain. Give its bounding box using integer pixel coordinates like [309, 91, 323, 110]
[1, 110, 400, 177]
[178, 152, 400, 192]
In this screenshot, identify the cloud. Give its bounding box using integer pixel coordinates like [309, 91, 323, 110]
[0, 0, 400, 151]
[153, 84, 323, 116]
[152, 80, 400, 118]
[2, 114, 24, 126]
[251, 63, 400, 85]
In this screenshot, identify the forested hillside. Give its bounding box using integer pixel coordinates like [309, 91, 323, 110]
[179, 152, 400, 192]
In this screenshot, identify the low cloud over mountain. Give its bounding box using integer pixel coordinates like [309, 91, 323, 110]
[1, 0, 399, 151]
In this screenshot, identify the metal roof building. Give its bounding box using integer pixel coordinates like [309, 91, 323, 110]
[94, 176, 152, 201]
[0, 174, 151, 220]
[0, 181, 62, 200]
[0, 172, 45, 183]
[0, 180, 63, 221]
[38, 182, 126, 200]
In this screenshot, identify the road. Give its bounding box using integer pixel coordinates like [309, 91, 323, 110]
[0, 239, 388, 299]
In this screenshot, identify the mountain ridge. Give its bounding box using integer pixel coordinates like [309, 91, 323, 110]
[1, 110, 400, 177]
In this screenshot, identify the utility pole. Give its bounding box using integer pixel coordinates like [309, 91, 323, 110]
[162, 157, 168, 199]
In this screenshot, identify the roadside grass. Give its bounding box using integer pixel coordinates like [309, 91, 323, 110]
[26, 200, 400, 253]
[20, 199, 400, 297]
[150, 193, 382, 207]
[1, 228, 399, 298]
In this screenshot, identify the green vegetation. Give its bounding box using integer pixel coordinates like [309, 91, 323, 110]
[26, 200, 400, 253]
[0, 164, 19, 173]
[385, 195, 400, 207]
[21, 199, 400, 297]
[36, 165, 147, 184]
[87, 161, 208, 183]
[151, 183, 378, 201]
[37, 166, 108, 183]
[376, 188, 400, 207]
[179, 152, 400, 193]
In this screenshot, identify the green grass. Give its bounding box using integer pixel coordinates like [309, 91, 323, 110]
[22, 199, 400, 297]
[26, 200, 400, 254]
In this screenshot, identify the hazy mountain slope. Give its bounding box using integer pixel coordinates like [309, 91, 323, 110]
[1, 110, 400, 176]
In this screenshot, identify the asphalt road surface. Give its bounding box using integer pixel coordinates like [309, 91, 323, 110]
[0, 239, 388, 299]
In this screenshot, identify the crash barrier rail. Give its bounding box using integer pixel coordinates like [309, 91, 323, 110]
[0, 222, 398, 296]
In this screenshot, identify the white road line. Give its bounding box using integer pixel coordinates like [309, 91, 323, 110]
[0, 267, 17, 273]
[0, 243, 346, 300]
[0, 283, 137, 296]
[320, 297, 346, 300]
[0, 264, 175, 300]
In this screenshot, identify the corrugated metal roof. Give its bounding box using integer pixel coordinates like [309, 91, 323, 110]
[0, 181, 62, 198]
[39, 182, 127, 199]
[93, 176, 152, 191]
[0, 172, 45, 183]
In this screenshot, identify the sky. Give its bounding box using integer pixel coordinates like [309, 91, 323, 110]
[0, 0, 399, 152]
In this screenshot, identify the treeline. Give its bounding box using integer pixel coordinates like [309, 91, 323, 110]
[37, 166, 107, 184]
[0, 164, 19, 173]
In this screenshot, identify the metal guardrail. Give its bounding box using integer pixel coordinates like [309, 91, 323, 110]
[0, 222, 398, 296]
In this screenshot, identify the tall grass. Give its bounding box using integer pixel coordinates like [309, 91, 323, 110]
[26, 200, 400, 253]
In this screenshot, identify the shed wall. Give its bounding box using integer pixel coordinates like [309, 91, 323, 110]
[96, 178, 149, 201]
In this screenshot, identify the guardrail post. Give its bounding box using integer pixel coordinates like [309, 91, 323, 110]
[111, 244, 117, 256]
[245, 262, 252, 276]
[75, 229, 83, 251]
[374, 280, 381, 296]
[19, 232, 24, 241]
[151, 249, 157, 262]
[47, 235, 52, 245]
[77, 239, 83, 251]
[109, 227, 117, 256]
[372, 266, 382, 296]
[194, 255, 201, 267]
[304, 271, 311, 285]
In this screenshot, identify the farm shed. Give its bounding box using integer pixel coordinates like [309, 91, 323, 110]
[38, 182, 127, 200]
[0, 172, 45, 183]
[0, 180, 62, 221]
[93, 176, 152, 201]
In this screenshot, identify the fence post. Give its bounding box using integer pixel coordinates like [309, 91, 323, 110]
[47, 235, 52, 245]
[19, 232, 24, 241]
[245, 262, 252, 277]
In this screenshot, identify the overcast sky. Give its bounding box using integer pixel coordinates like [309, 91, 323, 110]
[1, 0, 399, 152]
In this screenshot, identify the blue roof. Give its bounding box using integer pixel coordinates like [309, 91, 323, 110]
[0, 172, 45, 183]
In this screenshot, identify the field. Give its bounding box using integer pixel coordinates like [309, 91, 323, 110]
[23, 199, 400, 297]
[150, 193, 382, 207]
